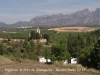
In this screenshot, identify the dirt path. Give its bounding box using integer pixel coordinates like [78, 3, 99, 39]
[0, 62, 99, 75]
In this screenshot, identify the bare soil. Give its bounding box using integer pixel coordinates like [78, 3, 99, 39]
[48, 27, 99, 32]
[0, 62, 99, 75]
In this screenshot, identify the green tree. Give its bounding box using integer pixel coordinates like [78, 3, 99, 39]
[43, 34, 49, 41]
[36, 43, 43, 56]
[78, 44, 94, 67]
[23, 51, 28, 59]
[23, 40, 31, 59]
[36, 33, 40, 39]
[89, 40, 100, 69]
[0, 43, 5, 55]
[30, 40, 35, 52]
[20, 49, 24, 58]
[51, 43, 70, 61]
[30, 52, 37, 60]
[13, 50, 21, 58]
[43, 48, 50, 59]
[30, 30, 36, 39]
[7, 47, 15, 53]
[23, 40, 35, 59]
[79, 40, 100, 69]
[67, 34, 79, 57]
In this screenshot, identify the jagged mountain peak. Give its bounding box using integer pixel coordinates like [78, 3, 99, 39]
[29, 8, 100, 25]
[73, 8, 90, 15]
[78, 8, 90, 13]
[0, 8, 100, 27]
[96, 8, 100, 11]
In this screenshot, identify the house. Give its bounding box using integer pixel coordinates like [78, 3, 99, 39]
[47, 59, 51, 63]
[63, 60, 68, 65]
[37, 56, 52, 64]
[71, 58, 77, 64]
[36, 28, 40, 34]
[46, 59, 52, 64]
[37, 56, 46, 63]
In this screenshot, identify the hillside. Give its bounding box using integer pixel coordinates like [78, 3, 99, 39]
[0, 61, 99, 75]
[0, 56, 14, 65]
[0, 22, 8, 27]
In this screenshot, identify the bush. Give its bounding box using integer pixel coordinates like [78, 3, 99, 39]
[23, 51, 28, 59]
[30, 53, 37, 60]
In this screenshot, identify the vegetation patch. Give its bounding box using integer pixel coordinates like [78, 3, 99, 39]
[0, 56, 14, 65]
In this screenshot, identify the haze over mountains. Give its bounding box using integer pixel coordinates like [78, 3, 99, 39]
[0, 8, 100, 27]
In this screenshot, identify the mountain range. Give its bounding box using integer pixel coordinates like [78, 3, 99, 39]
[0, 8, 100, 27]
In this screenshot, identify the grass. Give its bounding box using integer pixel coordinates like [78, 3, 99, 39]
[86, 68, 100, 75]
[0, 55, 99, 75]
[0, 55, 15, 65]
[0, 57, 99, 75]
[53, 61, 100, 74]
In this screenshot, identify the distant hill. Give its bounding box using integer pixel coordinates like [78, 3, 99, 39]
[0, 8, 100, 27]
[0, 22, 8, 27]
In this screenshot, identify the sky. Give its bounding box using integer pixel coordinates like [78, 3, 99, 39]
[0, 0, 100, 24]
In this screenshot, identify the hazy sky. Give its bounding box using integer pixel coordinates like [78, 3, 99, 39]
[0, 0, 100, 24]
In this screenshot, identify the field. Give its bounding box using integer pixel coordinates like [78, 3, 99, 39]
[48, 26, 99, 32]
[0, 56, 99, 75]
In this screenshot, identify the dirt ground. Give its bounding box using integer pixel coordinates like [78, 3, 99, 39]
[0, 62, 99, 75]
[48, 27, 99, 32]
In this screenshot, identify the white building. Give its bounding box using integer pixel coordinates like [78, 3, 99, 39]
[71, 58, 77, 64]
[37, 56, 46, 63]
[36, 28, 40, 34]
[63, 60, 68, 65]
[37, 56, 52, 64]
[47, 59, 51, 63]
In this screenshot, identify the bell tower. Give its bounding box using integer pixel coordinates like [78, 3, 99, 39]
[36, 28, 40, 34]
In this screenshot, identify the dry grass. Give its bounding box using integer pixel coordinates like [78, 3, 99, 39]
[0, 56, 99, 75]
[0, 56, 15, 65]
[86, 68, 100, 75]
[48, 26, 99, 32]
[0, 60, 99, 75]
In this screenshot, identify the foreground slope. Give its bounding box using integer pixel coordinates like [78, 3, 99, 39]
[0, 56, 14, 65]
[0, 61, 99, 75]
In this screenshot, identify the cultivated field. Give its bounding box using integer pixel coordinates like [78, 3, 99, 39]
[0, 56, 99, 75]
[48, 27, 99, 32]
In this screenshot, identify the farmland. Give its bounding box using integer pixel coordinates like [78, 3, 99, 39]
[48, 26, 99, 32]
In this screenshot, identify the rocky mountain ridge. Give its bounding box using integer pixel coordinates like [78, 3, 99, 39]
[0, 8, 100, 27]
